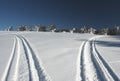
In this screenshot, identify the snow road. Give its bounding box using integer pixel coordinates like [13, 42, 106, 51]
[0, 32, 119, 81]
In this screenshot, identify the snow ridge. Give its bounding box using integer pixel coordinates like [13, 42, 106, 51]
[77, 36, 120, 81]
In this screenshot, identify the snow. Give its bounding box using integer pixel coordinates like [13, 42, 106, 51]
[21, 32, 94, 81]
[0, 31, 119, 81]
[95, 36, 120, 79]
[0, 34, 14, 80]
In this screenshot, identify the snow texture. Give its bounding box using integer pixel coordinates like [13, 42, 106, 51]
[0, 31, 119, 81]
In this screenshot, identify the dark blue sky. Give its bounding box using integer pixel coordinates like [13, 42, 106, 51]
[0, 0, 120, 30]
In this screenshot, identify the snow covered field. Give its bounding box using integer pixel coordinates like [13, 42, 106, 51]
[0, 31, 119, 81]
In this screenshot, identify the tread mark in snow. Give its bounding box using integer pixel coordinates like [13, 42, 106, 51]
[1, 35, 51, 81]
[77, 36, 120, 81]
[16, 35, 51, 81]
[91, 39, 120, 81]
[1, 36, 17, 81]
[80, 40, 99, 81]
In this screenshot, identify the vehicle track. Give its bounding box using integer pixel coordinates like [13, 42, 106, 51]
[1, 35, 51, 81]
[77, 36, 120, 81]
[16, 35, 51, 81]
[1, 36, 17, 81]
[80, 39, 99, 81]
[91, 39, 120, 81]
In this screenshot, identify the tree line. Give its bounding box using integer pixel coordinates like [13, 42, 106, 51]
[5, 25, 120, 35]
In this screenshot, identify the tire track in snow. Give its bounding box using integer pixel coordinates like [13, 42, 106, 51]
[76, 36, 120, 81]
[91, 39, 120, 81]
[76, 41, 85, 81]
[1, 35, 51, 81]
[17, 35, 51, 81]
[80, 39, 99, 81]
[1, 36, 17, 81]
[1, 35, 30, 81]
[15, 36, 30, 81]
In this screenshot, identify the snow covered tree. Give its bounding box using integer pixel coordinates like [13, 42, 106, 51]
[5, 26, 13, 31]
[35, 25, 46, 32]
[17, 25, 31, 31]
